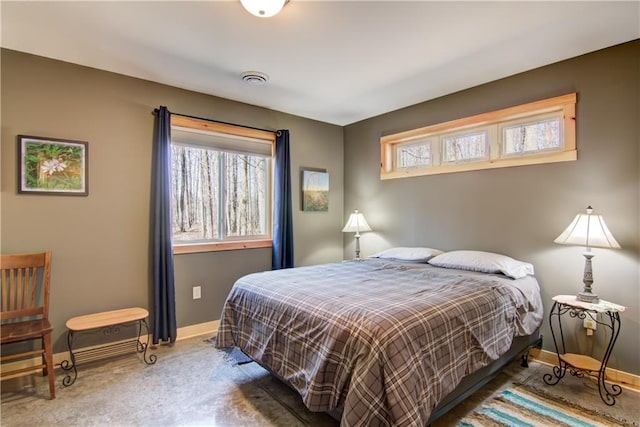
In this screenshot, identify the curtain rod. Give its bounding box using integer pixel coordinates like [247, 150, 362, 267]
[153, 109, 275, 135]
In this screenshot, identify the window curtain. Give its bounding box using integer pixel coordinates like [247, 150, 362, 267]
[151, 106, 177, 343]
[272, 129, 294, 269]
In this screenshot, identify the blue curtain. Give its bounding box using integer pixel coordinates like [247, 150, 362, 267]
[272, 129, 294, 269]
[151, 106, 177, 343]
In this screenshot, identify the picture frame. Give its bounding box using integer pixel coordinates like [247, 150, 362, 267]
[18, 135, 88, 196]
[301, 168, 329, 212]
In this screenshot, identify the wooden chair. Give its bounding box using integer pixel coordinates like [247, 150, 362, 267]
[1, 250, 55, 399]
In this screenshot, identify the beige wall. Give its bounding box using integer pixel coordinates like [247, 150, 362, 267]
[343, 40, 639, 375]
[1, 49, 344, 352]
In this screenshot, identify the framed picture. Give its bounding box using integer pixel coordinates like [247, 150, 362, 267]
[18, 135, 88, 196]
[301, 168, 329, 212]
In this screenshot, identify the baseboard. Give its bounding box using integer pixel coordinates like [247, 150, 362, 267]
[175, 320, 219, 341]
[531, 348, 640, 391]
[1, 320, 220, 378]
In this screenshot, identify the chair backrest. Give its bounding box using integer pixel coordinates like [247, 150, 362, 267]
[0, 250, 51, 322]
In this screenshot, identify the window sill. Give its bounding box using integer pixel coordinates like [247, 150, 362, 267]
[381, 149, 577, 179]
[173, 239, 272, 255]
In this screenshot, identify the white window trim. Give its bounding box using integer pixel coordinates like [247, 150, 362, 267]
[395, 138, 435, 170]
[499, 110, 564, 158]
[440, 126, 492, 165]
[380, 93, 576, 179]
[170, 115, 275, 254]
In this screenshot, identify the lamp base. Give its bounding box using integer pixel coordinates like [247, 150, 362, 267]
[576, 251, 599, 303]
[577, 290, 599, 304]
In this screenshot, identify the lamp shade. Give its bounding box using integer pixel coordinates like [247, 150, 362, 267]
[554, 206, 620, 250]
[240, 0, 286, 17]
[342, 210, 372, 234]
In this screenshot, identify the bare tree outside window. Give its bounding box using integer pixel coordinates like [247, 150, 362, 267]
[171, 145, 268, 242]
[442, 132, 488, 163]
[503, 118, 561, 154]
[397, 141, 432, 169]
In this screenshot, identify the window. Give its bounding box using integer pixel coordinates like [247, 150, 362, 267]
[170, 116, 275, 254]
[380, 93, 576, 179]
[501, 113, 562, 156]
[396, 139, 433, 169]
[442, 131, 488, 163]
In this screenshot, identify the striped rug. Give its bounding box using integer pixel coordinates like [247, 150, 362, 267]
[459, 384, 634, 427]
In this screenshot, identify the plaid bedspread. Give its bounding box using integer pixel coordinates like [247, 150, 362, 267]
[216, 260, 542, 426]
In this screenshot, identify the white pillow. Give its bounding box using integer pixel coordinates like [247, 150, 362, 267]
[428, 250, 534, 279]
[370, 247, 444, 262]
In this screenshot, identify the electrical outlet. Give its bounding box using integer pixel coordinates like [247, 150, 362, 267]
[583, 317, 596, 331]
[193, 286, 202, 300]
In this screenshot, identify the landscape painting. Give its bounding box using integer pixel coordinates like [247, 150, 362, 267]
[301, 169, 329, 212]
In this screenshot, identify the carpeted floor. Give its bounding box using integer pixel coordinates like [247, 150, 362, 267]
[1, 335, 638, 426]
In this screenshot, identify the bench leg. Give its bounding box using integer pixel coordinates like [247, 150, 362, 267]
[137, 319, 157, 365]
[60, 330, 78, 386]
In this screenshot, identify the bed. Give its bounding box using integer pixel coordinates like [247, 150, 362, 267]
[216, 251, 543, 426]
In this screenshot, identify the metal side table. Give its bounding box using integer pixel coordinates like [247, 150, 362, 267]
[543, 294, 625, 406]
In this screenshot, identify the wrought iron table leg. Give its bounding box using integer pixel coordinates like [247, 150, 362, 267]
[543, 301, 566, 386]
[60, 330, 78, 387]
[543, 299, 624, 406]
[596, 312, 622, 405]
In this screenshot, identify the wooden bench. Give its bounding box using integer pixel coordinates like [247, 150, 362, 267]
[61, 307, 156, 386]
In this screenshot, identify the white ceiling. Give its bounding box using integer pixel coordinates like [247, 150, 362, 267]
[2, 1, 638, 126]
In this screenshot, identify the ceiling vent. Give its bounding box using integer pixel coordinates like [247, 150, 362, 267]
[241, 71, 269, 85]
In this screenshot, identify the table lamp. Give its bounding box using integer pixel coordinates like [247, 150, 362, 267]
[554, 206, 621, 303]
[342, 209, 372, 261]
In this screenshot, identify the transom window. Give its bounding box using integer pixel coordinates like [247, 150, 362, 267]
[380, 93, 576, 179]
[442, 131, 488, 163]
[501, 114, 562, 156]
[396, 139, 433, 169]
[170, 116, 274, 254]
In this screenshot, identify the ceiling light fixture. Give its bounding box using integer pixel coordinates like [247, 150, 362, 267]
[241, 71, 269, 85]
[240, 0, 287, 18]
